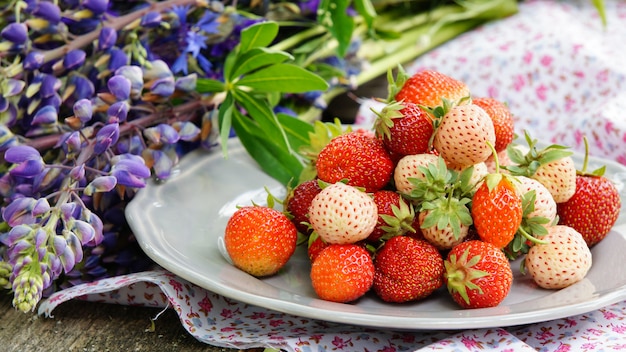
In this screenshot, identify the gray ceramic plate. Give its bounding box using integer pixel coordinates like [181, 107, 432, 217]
[126, 138, 626, 330]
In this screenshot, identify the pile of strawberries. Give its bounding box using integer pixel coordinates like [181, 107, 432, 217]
[223, 68, 622, 309]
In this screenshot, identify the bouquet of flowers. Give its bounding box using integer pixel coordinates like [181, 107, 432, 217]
[5, 0, 597, 314]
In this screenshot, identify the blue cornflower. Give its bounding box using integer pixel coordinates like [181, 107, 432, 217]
[172, 31, 211, 74]
[171, 4, 192, 25]
[196, 11, 220, 34]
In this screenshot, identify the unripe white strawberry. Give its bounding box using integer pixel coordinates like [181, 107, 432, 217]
[449, 161, 489, 193]
[433, 104, 496, 169]
[532, 156, 576, 203]
[308, 182, 378, 244]
[517, 176, 557, 226]
[418, 209, 469, 250]
[524, 225, 592, 289]
[393, 153, 439, 194]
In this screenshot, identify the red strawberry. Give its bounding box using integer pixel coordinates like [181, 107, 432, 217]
[444, 240, 513, 309]
[432, 104, 496, 169]
[471, 171, 523, 249]
[307, 232, 328, 262]
[393, 153, 439, 195]
[556, 140, 621, 247]
[224, 206, 298, 277]
[310, 243, 375, 303]
[285, 179, 322, 235]
[524, 225, 592, 289]
[393, 69, 470, 109]
[374, 101, 434, 156]
[316, 131, 394, 192]
[472, 97, 515, 153]
[367, 190, 416, 243]
[308, 182, 378, 244]
[373, 236, 444, 303]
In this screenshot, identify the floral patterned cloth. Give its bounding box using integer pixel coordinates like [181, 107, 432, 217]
[38, 1, 626, 351]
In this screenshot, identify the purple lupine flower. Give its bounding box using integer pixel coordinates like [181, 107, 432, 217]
[110, 154, 150, 188]
[31, 1, 62, 24]
[106, 101, 129, 123]
[31, 105, 58, 125]
[1, 23, 28, 44]
[97, 27, 117, 51]
[93, 123, 120, 154]
[107, 75, 131, 101]
[4, 145, 45, 178]
[2, 198, 50, 227]
[0, 124, 18, 150]
[63, 131, 83, 155]
[143, 149, 174, 180]
[72, 219, 96, 244]
[73, 98, 93, 122]
[40, 74, 61, 98]
[2, 225, 33, 247]
[108, 48, 129, 71]
[140, 11, 162, 28]
[67, 74, 95, 101]
[115, 65, 143, 98]
[23, 51, 45, 70]
[82, 0, 109, 15]
[144, 124, 180, 145]
[150, 76, 175, 96]
[63, 49, 86, 70]
[84, 176, 116, 196]
[174, 73, 197, 92]
[3, 78, 26, 97]
[81, 210, 103, 246]
[171, 121, 200, 141]
[69, 164, 85, 181]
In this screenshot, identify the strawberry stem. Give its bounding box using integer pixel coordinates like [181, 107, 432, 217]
[517, 226, 548, 245]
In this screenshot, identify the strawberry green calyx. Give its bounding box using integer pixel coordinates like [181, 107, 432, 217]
[505, 130, 573, 177]
[298, 119, 351, 182]
[386, 65, 410, 103]
[505, 190, 551, 260]
[420, 191, 473, 240]
[378, 197, 417, 240]
[444, 249, 490, 305]
[373, 100, 407, 141]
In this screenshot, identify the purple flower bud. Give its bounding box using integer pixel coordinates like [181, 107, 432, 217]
[67, 74, 95, 101]
[5, 146, 44, 178]
[144, 124, 180, 145]
[34, 228, 47, 249]
[115, 65, 143, 98]
[10, 240, 33, 259]
[31, 2, 61, 24]
[3, 225, 32, 247]
[53, 236, 66, 255]
[72, 220, 96, 244]
[49, 254, 62, 277]
[3, 78, 26, 98]
[108, 48, 128, 71]
[143, 149, 174, 180]
[150, 76, 175, 97]
[31, 105, 58, 125]
[97, 26, 117, 51]
[144, 60, 172, 80]
[69, 164, 85, 180]
[94, 123, 120, 154]
[59, 244, 76, 273]
[110, 155, 150, 188]
[66, 232, 83, 263]
[64, 131, 82, 154]
[175, 73, 197, 92]
[84, 176, 116, 196]
[172, 121, 201, 141]
[59, 203, 77, 223]
[40, 74, 61, 99]
[82, 0, 109, 15]
[107, 75, 131, 101]
[23, 51, 45, 70]
[1, 23, 28, 44]
[73, 98, 93, 122]
[140, 11, 162, 28]
[63, 49, 86, 70]
[81, 210, 103, 246]
[107, 101, 129, 123]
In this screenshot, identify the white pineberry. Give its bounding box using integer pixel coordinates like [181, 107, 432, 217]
[418, 210, 469, 250]
[433, 104, 496, 169]
[393, 153, 439, 194]
[532, 156, 576, 203]
[524, 225, 592, 289]
[308, 182, 378, 244]
[517, 176, 557, 225]
[449, 161, 489, 193]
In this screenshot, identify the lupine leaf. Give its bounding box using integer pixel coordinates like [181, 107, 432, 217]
[318, 0, 354, 57]
[239, 21, 279, 52]
[232, 48, 293, 78]
[217, 92, 235, 156]
[195, 78, 225, 93]
[236, 63, 328, 93]
[232, 89, 288, 150]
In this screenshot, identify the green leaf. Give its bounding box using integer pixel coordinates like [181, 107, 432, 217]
[239, 22, 279, 52]
[232, 48, 293, 78]
[232, 110, 303, 186]
[236, 63, 329, 93]
[217, 93, 235, 156]
[232, 89, 288, 150]
[319, 0, 354, 57]
[276, 113, 315, 150]
[353, 0, 377, 29]
[195, 78, 225, 93]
